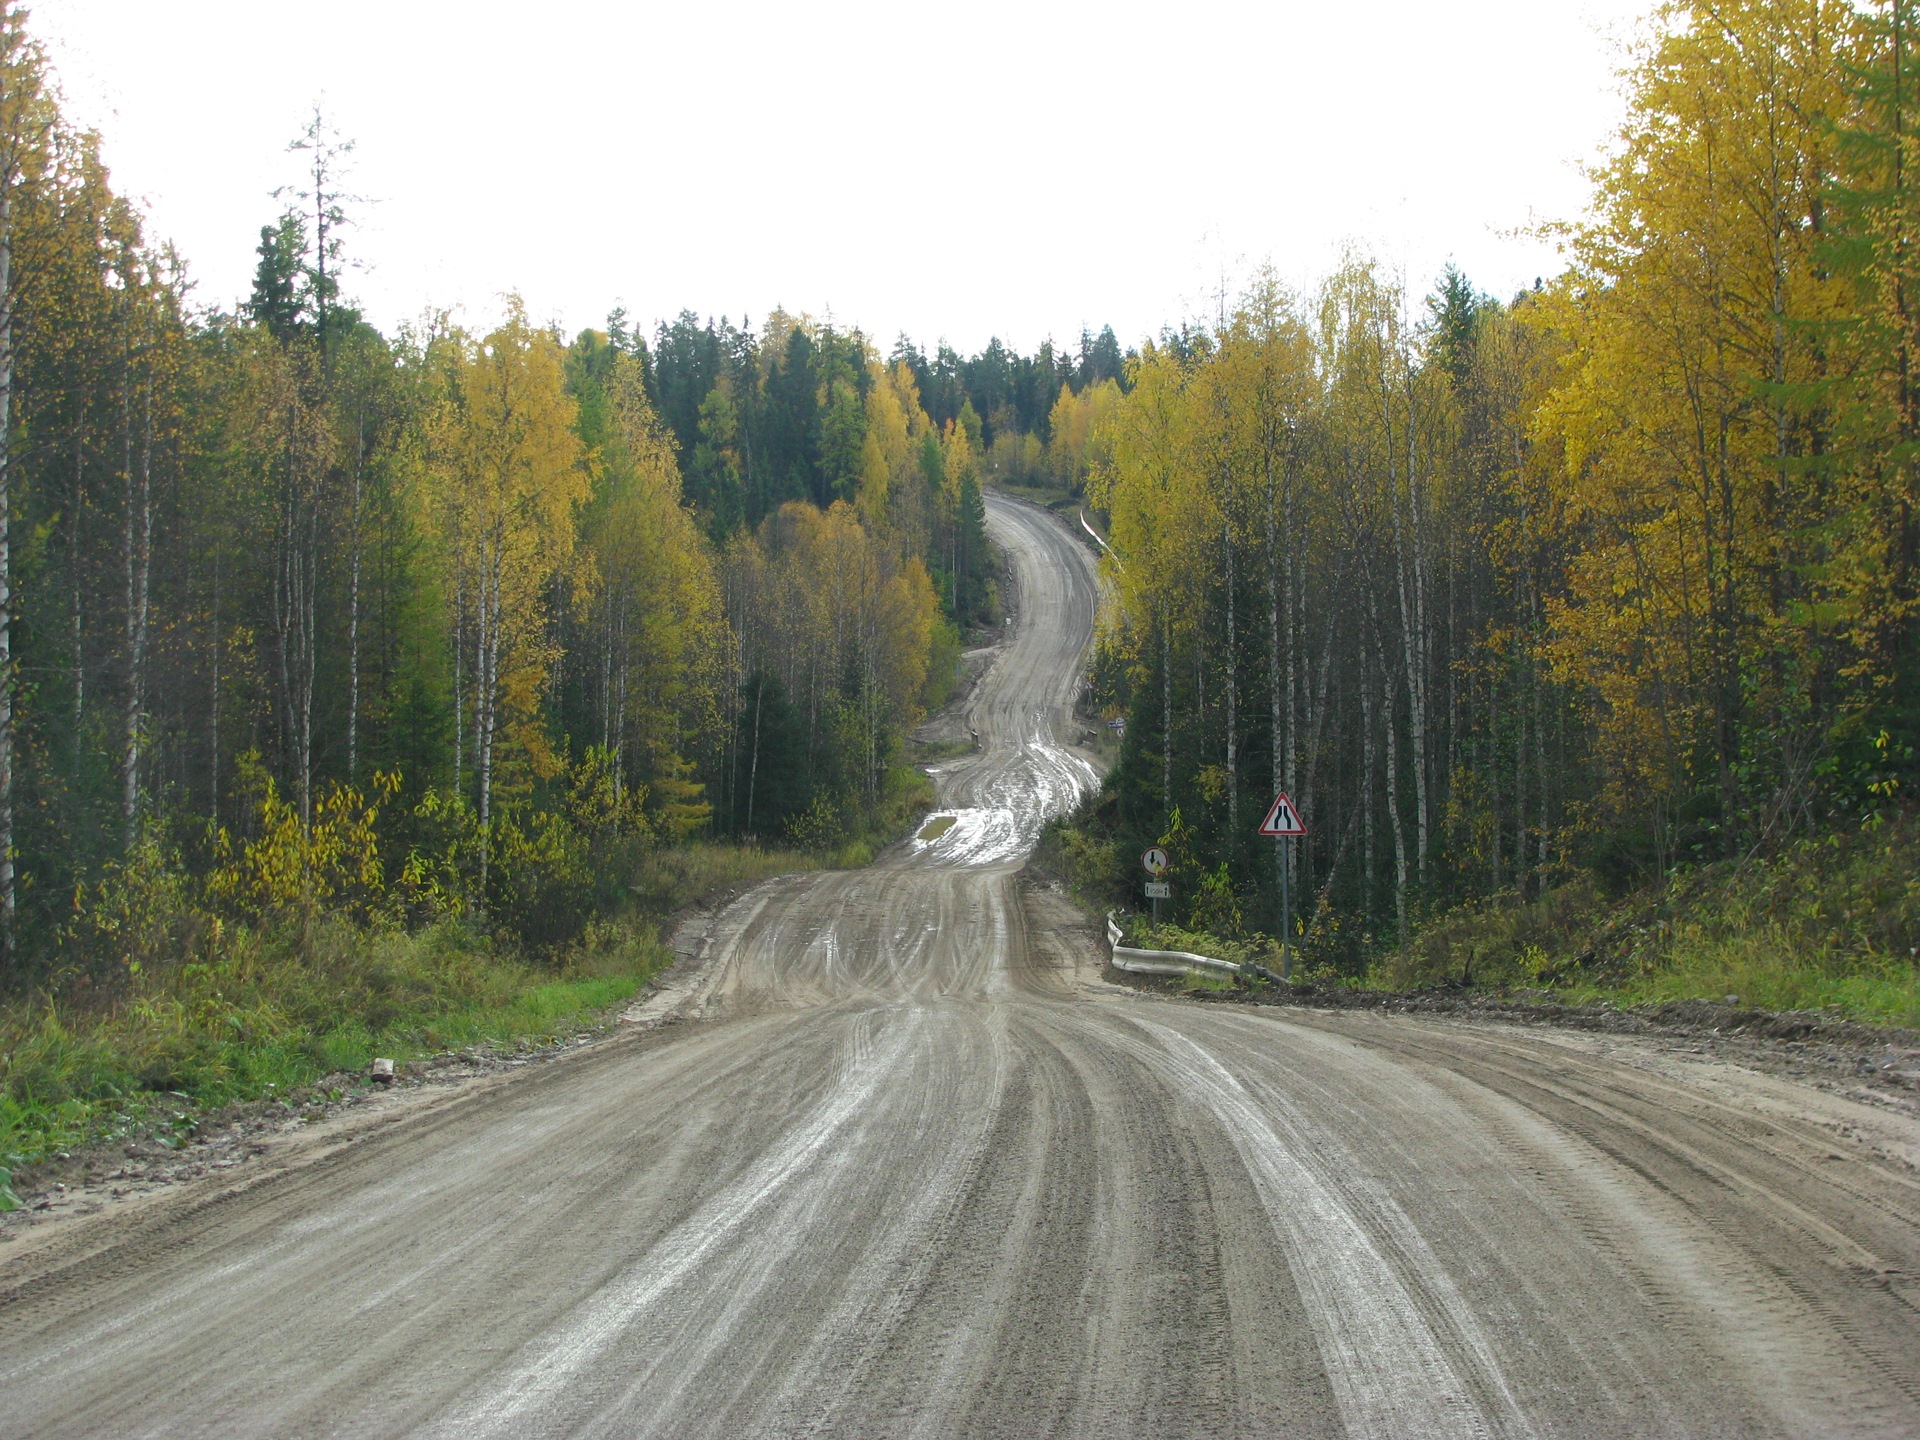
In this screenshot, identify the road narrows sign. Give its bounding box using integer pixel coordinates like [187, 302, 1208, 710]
[1259, 791, 1306, 982]
[1257, 792, 1306, 838]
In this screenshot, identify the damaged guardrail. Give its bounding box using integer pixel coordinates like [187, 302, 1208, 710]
[1106, 912, 1261, 980]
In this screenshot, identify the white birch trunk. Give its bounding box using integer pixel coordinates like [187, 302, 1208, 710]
[122, 364, 153, 842]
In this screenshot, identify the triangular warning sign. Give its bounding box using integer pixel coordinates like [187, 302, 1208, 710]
[1257, 791, 1307, 837]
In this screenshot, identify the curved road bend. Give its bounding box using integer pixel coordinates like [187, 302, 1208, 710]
[3, 495, 1919, 1438]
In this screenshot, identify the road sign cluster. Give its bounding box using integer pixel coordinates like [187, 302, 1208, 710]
[1139, 801, 1303, 938]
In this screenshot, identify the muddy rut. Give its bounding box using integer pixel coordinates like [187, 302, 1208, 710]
[3, 495, 1918, 1438]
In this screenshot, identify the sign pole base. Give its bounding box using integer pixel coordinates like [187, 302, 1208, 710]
[1280, 836, 1292, 983]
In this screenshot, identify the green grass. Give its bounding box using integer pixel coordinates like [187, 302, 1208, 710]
[1380, 813, 1920, 1028]
[626, 840, 822, 914]
[0, 918, 671, 1171]
[1547, 943, 1920, 1021]
[0, 837, 845, 1175]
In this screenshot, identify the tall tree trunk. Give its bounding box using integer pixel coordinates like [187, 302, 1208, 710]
[598, 597, 614, 756]
[1535, 653, 1550, 876]
[299, 503, 316, 827]
[1301, 566, 1338, 908]
[0, 60, 16, 962]
[1409, 437, 1431, 883]
[347, 414, 364, 781]
[273, 480, 292, 806]
[271, 396, 319, 829]
[476, 532, 501, 899]
[452, 565, 465, 797]
[210, 552, 222, 824]
[1194, 614, 1206, 752]
[745, 671, 765, 837]
[1374, 594, 1408, 942]
[1488, 664, 1504, 891]
[1265, 429, 1285, 925]
[1445, 539, 1458, 860]
[1161, 612, 1172, 825]
[118, 327, 132, 818]
[1513, 655, 1528, 898]
[615, 611, 630, 789]
[122, 364, 153, 843]
[1385, 664, 1408, 942]
[1389, 378, 1430, 889]
[1223, 518, 1239, 848]
[69, 426, 83, 737]
[1361, 616, 1376, 914]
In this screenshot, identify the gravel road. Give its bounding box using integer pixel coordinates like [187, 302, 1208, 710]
[3, 496, 1918, 1438]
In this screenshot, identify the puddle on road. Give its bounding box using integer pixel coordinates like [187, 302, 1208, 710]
[913, 728, 1098, 866]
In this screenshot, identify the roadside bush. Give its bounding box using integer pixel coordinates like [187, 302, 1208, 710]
[207, 762, 395, 929]
[1388, 879, 1609, 990]
[1186, 863, 1245, 940]
[0, 910, 675, 1170]
[0, 749, 823, 1171]
[1033, 815, 1122, 906]
[625, 840, 819, 914]
[1378, 809, 1920, 1024]
[786, 792, 850, 853]
[64, 826, 208, 999]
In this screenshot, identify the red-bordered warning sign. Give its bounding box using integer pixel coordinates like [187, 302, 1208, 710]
[1257, 791, 1307, 837]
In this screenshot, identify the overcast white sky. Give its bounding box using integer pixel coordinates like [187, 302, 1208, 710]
[33, 0, 1651, 355]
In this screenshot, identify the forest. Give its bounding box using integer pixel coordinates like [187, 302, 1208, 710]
[4, 0, 1920, 1174]
[1062, 0, 1920, 1014]
[0, 1, 1161, 1160]
[0, 36, 1151, 985]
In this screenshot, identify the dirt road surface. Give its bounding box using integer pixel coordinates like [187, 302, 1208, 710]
[4, 496, 1919, 1438]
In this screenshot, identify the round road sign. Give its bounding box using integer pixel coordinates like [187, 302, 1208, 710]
[1142, 846, 1169, 876]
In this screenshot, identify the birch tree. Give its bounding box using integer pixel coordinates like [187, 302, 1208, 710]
[424, 303, 588, 892]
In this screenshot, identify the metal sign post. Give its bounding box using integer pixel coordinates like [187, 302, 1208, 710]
[1280, 840, 1291, 979]
[1141, 847, 1169, 926]
[1256, 793, 1307, 980]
